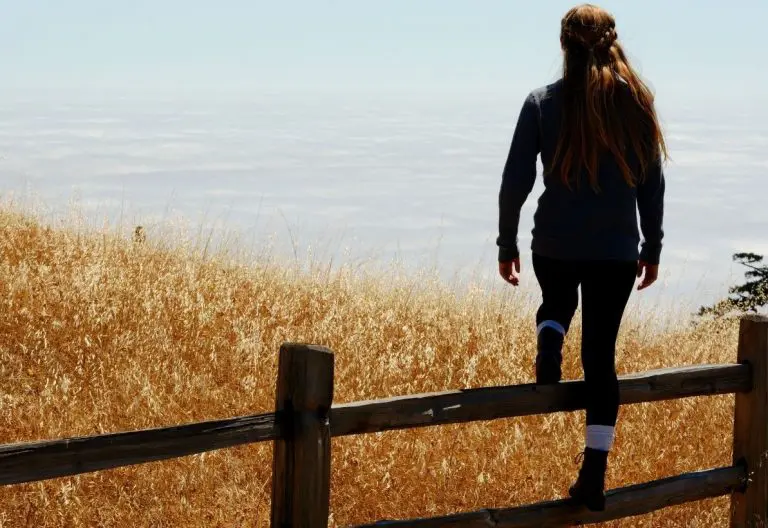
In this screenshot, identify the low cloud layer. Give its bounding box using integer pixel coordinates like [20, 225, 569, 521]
[2, 93, 766, 313]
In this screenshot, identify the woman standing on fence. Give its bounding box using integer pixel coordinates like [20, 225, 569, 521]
[496, 4, 667, 512]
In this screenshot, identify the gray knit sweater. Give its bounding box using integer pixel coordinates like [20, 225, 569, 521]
[497, 80, 665, 264]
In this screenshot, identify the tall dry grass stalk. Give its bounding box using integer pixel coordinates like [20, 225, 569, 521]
[0, 204, 739, 527]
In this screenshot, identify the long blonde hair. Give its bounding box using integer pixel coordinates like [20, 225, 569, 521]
[553, 4, 668, 189]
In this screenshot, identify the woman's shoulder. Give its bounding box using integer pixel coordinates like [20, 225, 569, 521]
[529, 79, 563, 103]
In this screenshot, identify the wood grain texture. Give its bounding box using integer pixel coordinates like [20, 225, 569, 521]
[0, 412, 277, 486]
[357, 465, 746, 527]
[271, 343, 334, 528]
[331, 363, 751, 437]
[731, 315, 768, 527]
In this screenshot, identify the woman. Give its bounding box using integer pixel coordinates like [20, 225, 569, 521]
[496, 4, 667, 512]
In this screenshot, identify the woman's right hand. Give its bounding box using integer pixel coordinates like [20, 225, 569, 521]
[636, 261, 659, 290]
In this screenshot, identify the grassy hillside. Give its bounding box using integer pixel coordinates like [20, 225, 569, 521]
[0, 206, 739, 527]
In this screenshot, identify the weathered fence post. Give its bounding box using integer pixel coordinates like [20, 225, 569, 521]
[271, 344, 335, 528]
[732, 315, 768, 527]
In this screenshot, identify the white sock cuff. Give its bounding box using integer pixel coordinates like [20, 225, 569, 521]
[536, 320, 566, 336]
[586, 425, 616, 452]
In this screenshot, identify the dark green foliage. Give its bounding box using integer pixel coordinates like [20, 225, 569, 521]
[698, 253, 768, 318]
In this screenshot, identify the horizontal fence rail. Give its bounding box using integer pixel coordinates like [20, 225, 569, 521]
[0, 363, 750, 488]
[356, 465, 747, 528]
[0, 412, 278, 486]
[2, 315, 767, 528]
[331, 363, 751, 437]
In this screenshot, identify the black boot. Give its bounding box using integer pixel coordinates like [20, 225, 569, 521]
[535, 327, 563, 384]
[569, 447, 608, 511]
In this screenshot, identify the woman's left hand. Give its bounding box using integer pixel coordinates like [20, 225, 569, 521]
[499, 259, 521, 286]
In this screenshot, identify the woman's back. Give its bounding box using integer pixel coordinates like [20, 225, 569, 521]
[496, 3, 666, 266]
[522, 79, 664, 262]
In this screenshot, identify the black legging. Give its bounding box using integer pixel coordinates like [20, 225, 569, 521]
[532, 253, 637, 426]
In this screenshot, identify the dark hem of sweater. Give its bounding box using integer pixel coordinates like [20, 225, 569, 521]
[499, 241, 660, 264]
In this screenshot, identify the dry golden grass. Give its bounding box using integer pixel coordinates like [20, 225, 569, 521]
[0, 204, 740, 527]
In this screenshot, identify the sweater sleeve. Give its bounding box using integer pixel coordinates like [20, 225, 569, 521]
[637, 155, 666, 264]
[497, 92, 540, 262]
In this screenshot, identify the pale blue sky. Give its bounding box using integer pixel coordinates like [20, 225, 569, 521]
[2, 1, 766, 103]
[2, 1, 767, 310]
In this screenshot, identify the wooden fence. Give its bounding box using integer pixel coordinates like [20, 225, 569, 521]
[1, 315, 766, 527]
